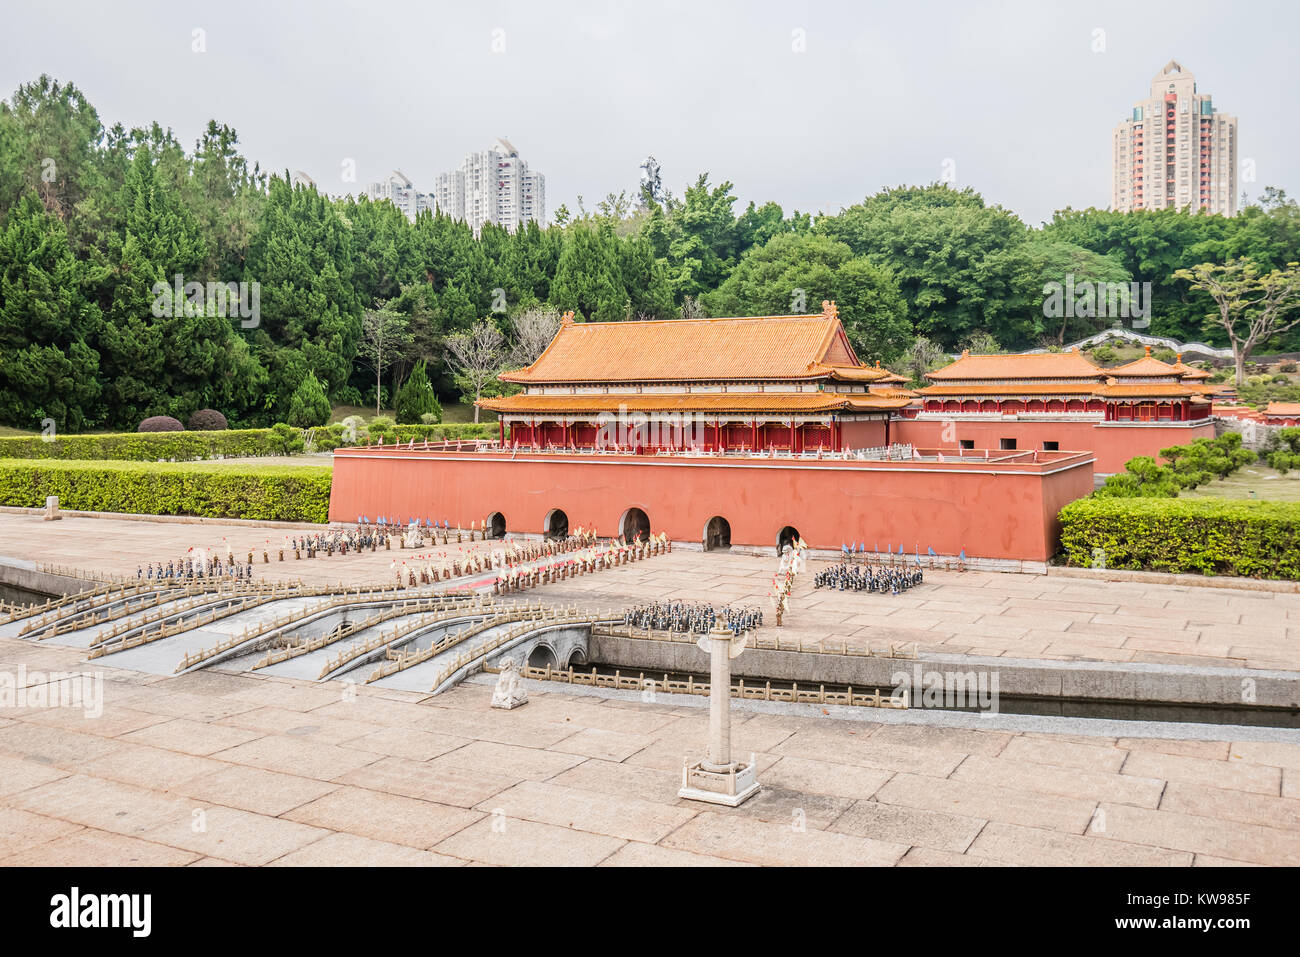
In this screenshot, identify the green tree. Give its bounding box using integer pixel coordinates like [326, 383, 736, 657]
[394, 359, 442, 424]
[1174, 258, 1300, 385]
[244, 175, 362, 412]
[286, 370, 330, 427]
[703, 232, 911, 363]
[819, 184, 1029, 349]
[0, 192, 102, 430]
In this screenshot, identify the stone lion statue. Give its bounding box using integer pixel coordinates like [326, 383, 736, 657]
[491, 657, 528, 710]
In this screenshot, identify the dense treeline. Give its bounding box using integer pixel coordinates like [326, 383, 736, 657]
[3, 75, 1300, 432]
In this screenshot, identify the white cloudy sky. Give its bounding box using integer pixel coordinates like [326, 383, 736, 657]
[2, 0, 1296, 225]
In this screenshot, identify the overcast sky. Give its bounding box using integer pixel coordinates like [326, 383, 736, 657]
[3, 0, 1296, 226]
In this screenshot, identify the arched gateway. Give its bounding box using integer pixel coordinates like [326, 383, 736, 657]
[704, 516, 731, 551]
[544, 509, 568, 540]
[620, 507, 650, 543]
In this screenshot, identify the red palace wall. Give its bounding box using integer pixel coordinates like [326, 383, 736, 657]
[893, 419, 1217, 474]
[329, 448, 1096, 563]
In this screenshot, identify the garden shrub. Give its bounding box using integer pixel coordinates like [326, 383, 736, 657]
[0, 460, 332, 523]
[1059, 497, 1300, 579]
[138, 415, 184, 433]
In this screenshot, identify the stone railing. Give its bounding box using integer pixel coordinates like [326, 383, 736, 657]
[516, 664, 908, 710]
[592, 625, 918, 659]
[316, 595, 501, 679]
[252, 594, 477, 670]
[365, 601, 568, 684]
[425, 608, 613, 692]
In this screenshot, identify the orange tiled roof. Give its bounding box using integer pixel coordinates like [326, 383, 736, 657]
[1265, 402, 1300, 416]
[925, 350, 1104, 382]
[816, 364, 891, 383]
[499, 313, 866, 384]
[1093, 383, 1203, 398]
[477, 392, 912, 415]
[1108, 356, 1182, 377]
[918, 383, 1106, 397]
[1170, 356, 1212, 380]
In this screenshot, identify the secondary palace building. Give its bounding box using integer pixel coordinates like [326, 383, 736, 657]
[479, 305, 914, 453]
[900, 346, 1221, 473]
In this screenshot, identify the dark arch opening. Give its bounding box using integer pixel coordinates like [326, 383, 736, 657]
[777, 525, 801, 556]
[544, 508, 568, 540]
[527, 644, 557, 670]
[620, 507, 650, 543]
[486, 511, 506, 539]
[565, 649, 587, 670]
[704, 516, 732, 551]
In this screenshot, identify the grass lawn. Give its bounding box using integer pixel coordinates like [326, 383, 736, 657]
[1180, 465, 1300, 502]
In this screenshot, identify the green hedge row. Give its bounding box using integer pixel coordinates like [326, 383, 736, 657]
[0, 423, 495, 461]
[1058, 497, 1300, 579]
[0, 429, 300, 461]
[0, 460, 332, 524]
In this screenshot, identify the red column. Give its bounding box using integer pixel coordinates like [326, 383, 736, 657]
[790, 419, 797, 452]
[884, 415, 891, 447]
[498, 418, 505, 445]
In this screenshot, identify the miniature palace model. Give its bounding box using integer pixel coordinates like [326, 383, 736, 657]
[328, 303, 1229, 563]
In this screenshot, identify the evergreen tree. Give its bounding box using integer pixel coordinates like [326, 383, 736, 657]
[394, 359, 442, 424]
[244, 175, 361, 412]
[0, 193, 101, 430]
[286, 370, 330, 427]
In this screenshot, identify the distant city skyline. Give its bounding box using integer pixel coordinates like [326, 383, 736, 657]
[2, 0, 1297, 226]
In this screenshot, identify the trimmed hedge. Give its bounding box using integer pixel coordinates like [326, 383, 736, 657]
[0, 460, 332, 524]
[0, 423, 497, 460]
[1059, 497, 1300, 579]
[0, 429, 299, 461]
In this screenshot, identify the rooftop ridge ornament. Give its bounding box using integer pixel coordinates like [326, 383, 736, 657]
[821, 300, 838, 320]
[560, 310, 576, 326]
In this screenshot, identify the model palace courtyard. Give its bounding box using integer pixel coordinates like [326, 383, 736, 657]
[0, 510, 1298, 867]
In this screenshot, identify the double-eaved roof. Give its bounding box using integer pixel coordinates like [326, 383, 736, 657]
[498, 312, 893, 384]
[920, 346, 1223, 401]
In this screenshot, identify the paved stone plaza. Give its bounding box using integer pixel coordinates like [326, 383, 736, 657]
[4, 511, 1299, 671]
[1, 511, 1299, 865]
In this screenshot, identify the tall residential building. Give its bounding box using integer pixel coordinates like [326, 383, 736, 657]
[1112, 60, 1238, 216]
[433, 138, 546, 233]
[364, 170, 435, 222]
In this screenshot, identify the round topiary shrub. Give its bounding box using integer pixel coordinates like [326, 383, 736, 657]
[138, 416, 184, 433]
[187, 408, 229, 431]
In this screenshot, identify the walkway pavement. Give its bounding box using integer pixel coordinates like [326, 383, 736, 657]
[2, 634, 1298, 866]
[2, 512, 1299, 865]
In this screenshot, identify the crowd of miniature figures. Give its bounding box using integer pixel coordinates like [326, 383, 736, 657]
[491, 533, 670, 594]
[814, 562, 924, 595]
[623, 601, 762, 636]
[136, 555, 254, 582]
